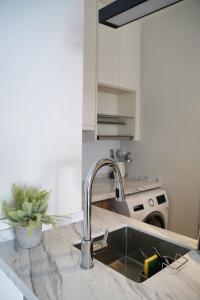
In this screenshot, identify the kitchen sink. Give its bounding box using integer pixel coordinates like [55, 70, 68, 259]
[75, 226, 190, 283]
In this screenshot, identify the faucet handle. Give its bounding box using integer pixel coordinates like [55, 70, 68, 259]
[102, 228, 109, 243]
[93, 229, 109, 253]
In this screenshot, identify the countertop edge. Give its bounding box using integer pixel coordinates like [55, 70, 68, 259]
[0, 257, 38, 300]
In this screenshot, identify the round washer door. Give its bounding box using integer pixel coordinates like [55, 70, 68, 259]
[143, 212, 165, 229]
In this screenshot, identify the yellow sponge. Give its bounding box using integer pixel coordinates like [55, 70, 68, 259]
[144, 254, 161, 278]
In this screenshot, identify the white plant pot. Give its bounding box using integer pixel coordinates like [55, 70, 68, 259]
[15, 224, 42, 249]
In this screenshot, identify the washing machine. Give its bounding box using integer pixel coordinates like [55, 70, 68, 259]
[111, 188, 169, 229]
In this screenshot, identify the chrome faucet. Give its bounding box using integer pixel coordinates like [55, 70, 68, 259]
[81, 158, 125, 269]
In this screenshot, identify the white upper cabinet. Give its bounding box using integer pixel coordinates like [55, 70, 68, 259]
[119, 22, 141, 91]
[82, 0, 97, 131]
[98, 24, 120, 87]
[97, 20, 141, 91]
[83, 0, 141, 140]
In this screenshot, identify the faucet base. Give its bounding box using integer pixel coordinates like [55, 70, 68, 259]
[80, 265, 94, 270]
[80, 239, 94, 269]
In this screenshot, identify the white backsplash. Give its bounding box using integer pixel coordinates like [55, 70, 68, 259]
[82, 140, 120, 178]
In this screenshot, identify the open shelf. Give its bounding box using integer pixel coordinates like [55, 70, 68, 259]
[97, 84, 137, 140]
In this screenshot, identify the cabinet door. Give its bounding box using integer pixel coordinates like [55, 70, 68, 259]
[93, 199, 111, 211]
[0, 266, 23, 300]
[82, 0, 97, 131]
[98, 24, 120, 88]
[119, 22, 141, 91]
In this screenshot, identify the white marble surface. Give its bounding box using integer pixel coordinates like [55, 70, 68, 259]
[92, 177, 160, 202]
[0, 206, 199, 300]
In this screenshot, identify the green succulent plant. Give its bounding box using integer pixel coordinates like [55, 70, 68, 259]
[2, 184, 64, 235]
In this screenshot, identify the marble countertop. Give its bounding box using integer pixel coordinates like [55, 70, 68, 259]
[0, 207, 199, 300]
[92, 177, 160, 202]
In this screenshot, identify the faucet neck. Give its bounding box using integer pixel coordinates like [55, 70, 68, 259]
[83, 159, 125, 242]
[81, 158, 125, 269]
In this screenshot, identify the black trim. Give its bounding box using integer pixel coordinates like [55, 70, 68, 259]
[99, 0, 148, 23]
[100, 21, 118, 29]
[99, 0, 183, 29]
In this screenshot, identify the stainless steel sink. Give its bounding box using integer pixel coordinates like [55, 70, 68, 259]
[75, 226, 190, 283]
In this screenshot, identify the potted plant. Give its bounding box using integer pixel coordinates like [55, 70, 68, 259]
[2, 184, 62, 249]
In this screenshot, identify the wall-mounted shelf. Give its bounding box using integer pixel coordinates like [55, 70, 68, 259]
[97, 84, 139, 141]
[97, 135, 133, 141]
[97, 114, 134, 125]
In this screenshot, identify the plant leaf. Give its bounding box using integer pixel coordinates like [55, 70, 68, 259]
[22, 201, 33, 217]
[37, 200, 48, 214]
[16, 210, 26, 220]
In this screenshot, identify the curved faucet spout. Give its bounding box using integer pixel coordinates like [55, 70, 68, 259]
[81, 158, 125, 269]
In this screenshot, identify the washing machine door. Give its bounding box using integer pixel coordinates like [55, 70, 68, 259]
[143, 212, 165, 229]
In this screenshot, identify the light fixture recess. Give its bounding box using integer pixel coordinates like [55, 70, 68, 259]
[99, 0, 183, 28]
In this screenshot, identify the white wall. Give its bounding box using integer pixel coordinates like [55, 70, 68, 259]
[124, 0, 200, 238]
[0, 0, 84, 215]
[82, 139, 120, 178]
